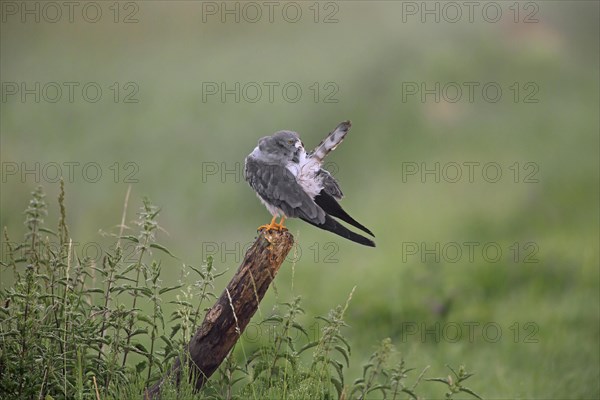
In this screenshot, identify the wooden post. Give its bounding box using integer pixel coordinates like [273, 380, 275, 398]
[145, 229, 294, 399]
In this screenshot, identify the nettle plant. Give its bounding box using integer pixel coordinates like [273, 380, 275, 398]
[0, 183, 483, 400]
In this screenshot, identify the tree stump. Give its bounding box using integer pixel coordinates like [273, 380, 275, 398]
[145, 229, 294, 399]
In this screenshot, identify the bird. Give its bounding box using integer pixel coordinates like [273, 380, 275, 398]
[244, 121, 375, 247]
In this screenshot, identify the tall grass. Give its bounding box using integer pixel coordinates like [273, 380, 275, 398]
[0, 184, 482, 399]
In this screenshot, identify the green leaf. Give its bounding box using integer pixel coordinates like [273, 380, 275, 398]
[291, 322, 309, 338]
[159, 285, 182, 295]
[149, 243, 176, 257]
[132, 342, 148, 354]
[188, 265, 203, 276]
[426, 377, 450, 384]
[447, 364, 459, 379]
[329, 359, 344, 384]
[136, 360, 147, 373]
[231, 376, 246, 385]
[169, 300, 193, 307]
[114, 275, 138, 283]
[401, 388, 419, 400]
[367, 384, 391, 395]
[330, 377, 343, 399]
[298, 341, 319, 354]
[460, 372, 475, 382]
[334, 345, 350, 368]
[137, 314, 154, 325]
[161, 334, 173, 347]
[213, 270, 228, 278]
[39, 227, 57, 236]
[261, 316, 283, 324]
[168, 324, 181, 339]
[460, 387, 484, 399]
[334, 333, 351, 352]
[129, 328, 149, 337]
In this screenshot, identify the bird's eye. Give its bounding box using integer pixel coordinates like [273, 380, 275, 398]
[288, 140, 295, 144]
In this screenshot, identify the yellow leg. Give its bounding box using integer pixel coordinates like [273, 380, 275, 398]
[257, 216, 279, 232]
[277, 216, 287, 230]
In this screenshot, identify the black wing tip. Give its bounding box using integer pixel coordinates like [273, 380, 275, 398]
[313, 192, 375, 238]
[361, 237, 376, 247]
[364, 227, 375, 238]
[301, 215, 376, 248]
[348, 222, 375, 238]
[329, 224, 376, 247]
[338, 225, 375, 247]
[349, 218, 375, 237]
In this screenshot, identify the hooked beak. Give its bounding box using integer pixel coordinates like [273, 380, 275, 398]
[292, 140, 303, 163]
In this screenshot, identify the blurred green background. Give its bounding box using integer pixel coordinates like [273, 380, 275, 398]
[1, 1, 598, 398]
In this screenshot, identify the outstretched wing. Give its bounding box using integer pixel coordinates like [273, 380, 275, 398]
[310, 120, 375, 240]
[245, 157, 325, 224]
[308, 120, 351, 163]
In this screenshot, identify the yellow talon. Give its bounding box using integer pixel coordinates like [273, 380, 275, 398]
[257, 216, 287, 232]
[257, 216, 279, 231]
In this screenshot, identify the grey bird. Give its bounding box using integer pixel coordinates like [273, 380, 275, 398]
[244, 121, 375, 247]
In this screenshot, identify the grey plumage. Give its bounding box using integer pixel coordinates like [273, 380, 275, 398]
[244, 122, 375, 247]
[244, 158, 325, 223]
[318, 169, 343, 200]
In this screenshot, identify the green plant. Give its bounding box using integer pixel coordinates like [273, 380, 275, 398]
[1, 185, 483, 399]
[426, 365, 483, 400]
[0, 184, 181, 398]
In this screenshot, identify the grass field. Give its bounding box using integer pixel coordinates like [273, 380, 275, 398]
[1, 2, 598, 399]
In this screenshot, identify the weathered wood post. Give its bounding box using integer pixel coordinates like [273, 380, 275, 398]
[145, 229, 294, 399]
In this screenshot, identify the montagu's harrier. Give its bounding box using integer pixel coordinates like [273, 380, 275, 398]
[244, 121, 375, 247]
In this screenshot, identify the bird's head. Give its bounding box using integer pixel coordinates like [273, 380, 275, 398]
[258, 130, 305, 163]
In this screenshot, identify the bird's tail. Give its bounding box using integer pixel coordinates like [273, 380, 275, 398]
[300, 214, 375, 247]
[313, 192, 375, 237]
[309, 121, 351, 163]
